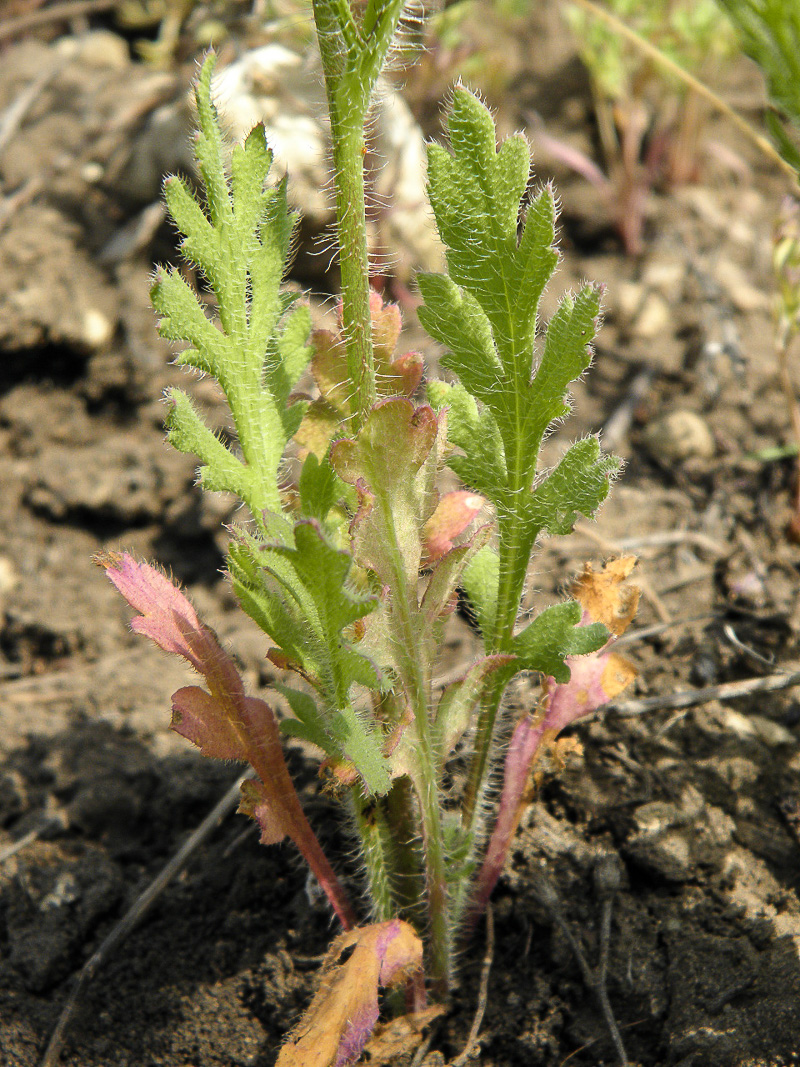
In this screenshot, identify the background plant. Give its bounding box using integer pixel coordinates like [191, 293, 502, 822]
[712, 0, 800, 536]
[101, 2, 634, 1059]
[715, 0, 800, 173]
[559, 0, 737, 253]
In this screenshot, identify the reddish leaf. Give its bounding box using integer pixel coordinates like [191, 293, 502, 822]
[472, 557, 638, 917]
[385, 350, 424, 396]
[98, 552, 356, 929]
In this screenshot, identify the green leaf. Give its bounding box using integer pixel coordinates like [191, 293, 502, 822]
[427, 381, 506, 501]
[152, 53, 312, 521]
[511, 602, 609, 683]
[228, 520, 390, 794]
[420, 86, 618, 654]
[459, 544, 499, 642]
[165, 388, 248, 497]
[298, 453, 339, 521]
[420, 90, 611, 509]
[276, 685, 339, 758]
[418, 275, 502, 406]
[230, 521, 379, 690]
[527, 438, 621, 537]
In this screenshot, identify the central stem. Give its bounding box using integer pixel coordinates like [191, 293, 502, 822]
[329, 112, 376, 426]
[376, 482, 451, 995]
[313, 0, 409, 429]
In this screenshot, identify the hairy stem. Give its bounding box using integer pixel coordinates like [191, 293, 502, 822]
[461, 499, 531, 825]
[375, 477, 451, 992]
[351, 789, 396, 921]
[313, 0, 407, 427]
[384, 776, 426, 923]
[329, 114, 376, 425]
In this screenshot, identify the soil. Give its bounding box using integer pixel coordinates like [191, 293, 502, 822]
[3, 5, 800, 1067]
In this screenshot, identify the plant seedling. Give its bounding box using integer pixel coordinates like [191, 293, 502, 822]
[714, 0, 800, 538]
[100, 3, 636, 1060]
[558, 0, 736, 253]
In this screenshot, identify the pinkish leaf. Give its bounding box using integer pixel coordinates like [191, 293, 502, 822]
[239, 775, 301, 846]
[170, 685, 245, 760]
[368, 289, 402, 360]
[472, 557, 638, 917]
[383, 351, 424, 397]
[469, 713, 548, 919]
[309, 329, 351, 410]
[540, 647, 636, 733]
[422, 490, 485, 563]
[98, 552, 356, 929]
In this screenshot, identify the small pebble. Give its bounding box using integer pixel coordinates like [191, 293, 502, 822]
[643, 410, 715, 464]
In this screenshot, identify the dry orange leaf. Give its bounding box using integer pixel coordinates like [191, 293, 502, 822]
[361, 1005, 446, 1066]
[276, 920, 423, 1067]
[570, 554, 640, 636]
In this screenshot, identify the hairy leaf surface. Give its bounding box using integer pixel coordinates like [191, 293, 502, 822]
[151, 54, 312, 520]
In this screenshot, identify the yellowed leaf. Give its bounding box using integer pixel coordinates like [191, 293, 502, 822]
[277, 920, 423, 1067]
[361, 1006, 446, 1066]
[569, 555, 639, 636]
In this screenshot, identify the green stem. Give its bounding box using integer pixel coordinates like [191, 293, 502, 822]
[351, 789, 396, 921]
[414, 751, 451, 996]
[312, 0, 407, 428]
[376, 483, 451, 994]
[329, 114, 376, 425]
[461, 497, 531, 824]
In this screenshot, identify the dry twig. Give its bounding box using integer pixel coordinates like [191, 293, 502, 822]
[0, 814, 65, 864]
[609, 668, 800, 717]
[449, 904, 495, 1067]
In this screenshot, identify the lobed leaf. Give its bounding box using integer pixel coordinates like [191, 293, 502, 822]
[97, 551, 355, 928]
[511, 601, 608, 683]
[426, 380, 506, 502]
[420, 87, 618, 630]
[527, 438, 621, 537]
[228, 520, 391, 795]
[164, 387, 251, 498]
[152, 53, 312, 521]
